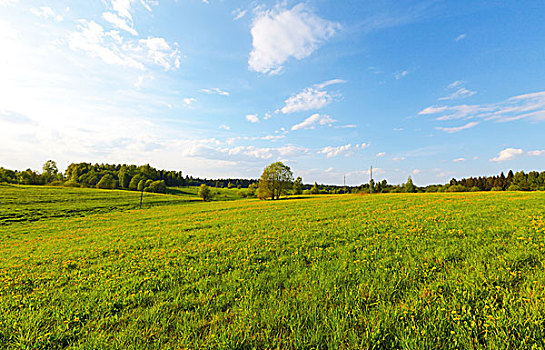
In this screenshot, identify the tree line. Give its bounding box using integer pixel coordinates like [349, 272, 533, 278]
[368, 170, 545, 193]
[1, 160, 545, 195]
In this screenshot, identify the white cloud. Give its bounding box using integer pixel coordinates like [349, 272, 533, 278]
[315, 79, 347, 89]
[69, 21, 144, 70]
[217, 145, 308, 161]
[183, 97, 196, 106]
[103, 12, 138, 35]
[448, 80, 463, 89]
[455, 33, 466, 42]
[436, 121, 478, 133]
[280, 79, 344, 114]
[421, 91, 545, 123]
[412, 169, 421, 175]
[439, 81, 476, 101]
[453, 158, 466, 162]
[491, 148, 523, 162]
[68, 20, 180, 71]
[110, 0, 134, 20]
[233, 8, 247, 21]
[200, 87, 230, 96]
[376, 152, 386, 158]
[439, 87, 476, 101]
[394, 70, 409, 80]
[291, 113, 336, 131]
[134, 76, 144, 88]
[30, 7, 63, 21]
[248, 3, 340, 74]
[139, 37, 181, 71]
[219, 124, 230, 130]
[0, 0, 19, 6]
[318, 143, 368, 158]
[528, 150, 545, 156]
[246, 114, 259, 123]
[0, 19, 17, 40]
[392, 157, 405, 161]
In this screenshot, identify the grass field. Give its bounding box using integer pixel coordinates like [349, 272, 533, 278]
[0, 185, 246, 225]
[1, 186, 545, 349]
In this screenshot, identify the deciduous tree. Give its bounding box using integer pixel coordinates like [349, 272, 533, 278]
[257, 162, 294, 200]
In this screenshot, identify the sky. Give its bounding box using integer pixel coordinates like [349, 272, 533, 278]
[1, 0, 544, 186]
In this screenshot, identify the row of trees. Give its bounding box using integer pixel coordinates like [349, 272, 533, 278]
[2, 160, 545, 197]
[368, 171, 545, 193]
[0, 161, 176, 193]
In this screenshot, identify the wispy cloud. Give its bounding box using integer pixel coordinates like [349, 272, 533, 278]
[439, 81, 476, 101]
[30, 6, 63, 21]
[68, 20, 180, 71]
[420, 91, 545, 128]
[439, 87, 476, 101]
[217, 145, 308, 160]
[490, 148, 523, 162]
[394, 70, 409, 80]
[232, 8, 246, 21]
[200, 87, 230, 96]
[455, 33, 466, 42]
[528, 150, 545, 156]
[453, 157, 466, 162]
[376, 152, 386, 158]
[183, 97, 196, 106]
[436, 121, 478, 133]
[0, 109, 35, 124]
[291, 113, 336, 131]
[318, 143, 369, 158]
[0, 0, 19, 6]
[248, 3, 340, 74]
[279, 79, 345, 114]
[103, 12, 137, 35]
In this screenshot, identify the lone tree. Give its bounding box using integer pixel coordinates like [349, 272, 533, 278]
[198, 184, 212, 201]
[257, 162, 294, 200]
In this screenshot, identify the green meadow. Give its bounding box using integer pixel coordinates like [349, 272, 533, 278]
[1, 185, 545, 349]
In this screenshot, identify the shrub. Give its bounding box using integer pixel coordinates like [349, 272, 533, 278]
[198, 184, 212, 201]
[148, 180, 166, 193]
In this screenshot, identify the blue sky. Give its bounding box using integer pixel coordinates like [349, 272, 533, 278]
[1, 0, 544, 185]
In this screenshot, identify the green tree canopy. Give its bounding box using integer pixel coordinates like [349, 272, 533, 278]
[310, 182, 320, 194]
[257, 162, 294, 200]
[198, 184, 212, 201]
[293, 176, 303, 195]
[42, 160, 58, 183]
[403, 176, 416, 193]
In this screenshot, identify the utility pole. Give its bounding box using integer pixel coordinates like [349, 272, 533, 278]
[370, 165, 373, 194]
[343, 175, 346, 194]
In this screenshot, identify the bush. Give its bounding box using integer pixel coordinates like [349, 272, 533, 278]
[491, 186, 503, 191]
[198, 184, 212, 201]
[147, 180, 166, 193]
[446, 185, 467, 192]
